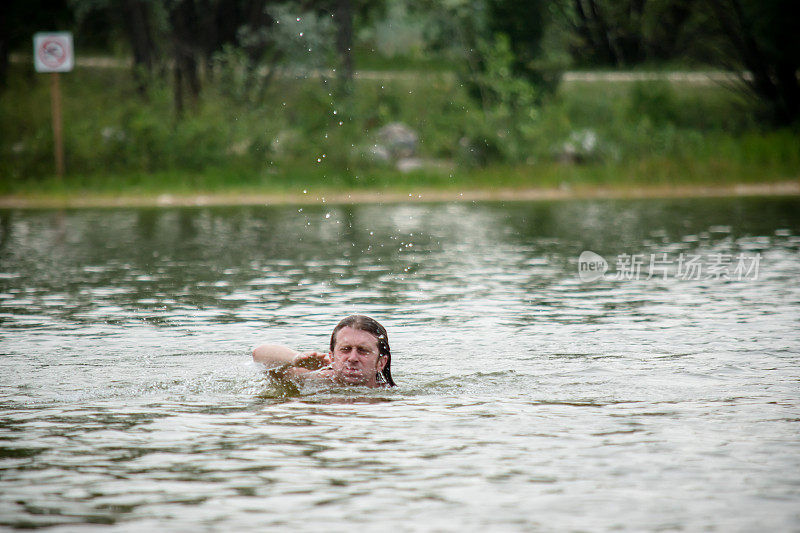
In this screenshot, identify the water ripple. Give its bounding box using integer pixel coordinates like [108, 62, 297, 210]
[1, 198, 799, 531]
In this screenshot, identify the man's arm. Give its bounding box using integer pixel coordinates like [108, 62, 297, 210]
[252, 344, 301, 367]
[252, 344, 332, 379]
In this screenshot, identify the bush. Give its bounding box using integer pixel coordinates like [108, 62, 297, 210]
[627, 81, 678, 125]
[1, 59, 797, 195]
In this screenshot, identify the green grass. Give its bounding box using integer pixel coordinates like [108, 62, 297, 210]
[1, 63, 798, 198]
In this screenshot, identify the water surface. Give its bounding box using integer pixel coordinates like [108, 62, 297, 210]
[1, 197, 799, 531]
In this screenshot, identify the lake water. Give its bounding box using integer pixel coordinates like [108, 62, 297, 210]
[1, 197, 799, 531]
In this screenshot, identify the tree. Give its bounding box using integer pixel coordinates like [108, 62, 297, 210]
[0, 0, 74, 89]
[334, 0, 353, 88]
[169, 0, 202, 115]
[707, 0, 800, 125]
[122, 0, 158, 94]
[555, 0, 701, 67]
[551, 0, 798, 124]
[561, 0, 646, 66]
[487, 0, 554, 87]
[108, 0, 278, 114]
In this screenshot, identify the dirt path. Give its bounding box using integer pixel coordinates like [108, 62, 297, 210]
[10, 54, 744, 84]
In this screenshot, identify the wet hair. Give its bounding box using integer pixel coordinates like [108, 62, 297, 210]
[329, 315, 396, 387]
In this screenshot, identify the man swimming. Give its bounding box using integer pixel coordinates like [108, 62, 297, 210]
[252, 314, 396, 388]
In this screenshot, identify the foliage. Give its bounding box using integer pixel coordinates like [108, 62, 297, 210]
[2, 0, 798, 196]
[549, 0, 799, 124]
[485, 0, 559, 90]
[627, 80, 678, 125]
[360, 1, 429, 58]
[703, 0, 800, 125]
[4, 0, 797, 124]
[460, 34, 541, 164]
[213, 3, 339, 103]
[552, 0, 702, 67]
[2, 60, 798, 196]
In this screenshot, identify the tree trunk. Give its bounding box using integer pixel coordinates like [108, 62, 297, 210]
[169, 0, 201, 116]
[572, 0, 619, 66]
[615, 0, 646, 65]
[174, 62, 184, 118]
[335, 0, 354, 91]
[123, 0, 156, 95]
[0, 0, 8, 89]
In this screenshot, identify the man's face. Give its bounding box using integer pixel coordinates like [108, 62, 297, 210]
[330, 326, 386, 386]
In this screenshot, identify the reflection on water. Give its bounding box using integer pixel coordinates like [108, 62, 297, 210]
[1, 197, 799, 531]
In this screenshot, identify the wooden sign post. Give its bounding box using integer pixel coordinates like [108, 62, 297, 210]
[33, 32, 74, 180]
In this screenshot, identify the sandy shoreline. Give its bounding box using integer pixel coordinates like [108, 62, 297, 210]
[1, 181, 799, 209]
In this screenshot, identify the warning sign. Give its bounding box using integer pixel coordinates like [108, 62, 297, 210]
[33, 32, 74, 73]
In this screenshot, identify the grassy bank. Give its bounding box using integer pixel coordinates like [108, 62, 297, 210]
[1, 63, 798, 197]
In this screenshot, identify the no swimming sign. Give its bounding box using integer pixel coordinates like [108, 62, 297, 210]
[33, 32, 74, 178]
[33, 32, 74, 73]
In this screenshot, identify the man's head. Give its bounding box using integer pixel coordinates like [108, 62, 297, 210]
[329, 315, 395, 387]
